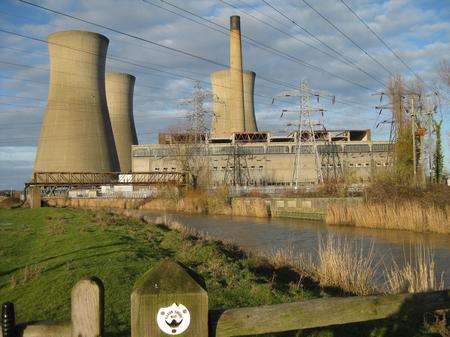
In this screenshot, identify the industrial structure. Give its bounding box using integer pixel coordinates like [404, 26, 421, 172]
[28, 18, 393, 196]
[131, 16, 392, 187]
[105, 72, 138, 172]
[34, 30, 119, 173]
[131, 130, 392, 186]
[211, 70, 257, 135]
[210, 16, 258, 135]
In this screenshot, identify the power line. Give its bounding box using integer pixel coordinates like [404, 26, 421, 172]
[300, 0, 395, 77]
[224, 0, 386, 87]
[337, 0, 430, 89]
[0, 28, 367, 109]
[142, 0, 376, 91]
[14, 0, 377, 93]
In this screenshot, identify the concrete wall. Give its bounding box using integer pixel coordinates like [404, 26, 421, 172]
[269, 197, 362, 221]
[44, 195, 361, 221]
[34, 30, 119, 173]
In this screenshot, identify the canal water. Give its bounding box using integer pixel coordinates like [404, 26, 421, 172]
[142, 211, 450, 286]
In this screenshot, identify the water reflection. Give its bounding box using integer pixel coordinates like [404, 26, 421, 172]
[141, 211, 450, 286]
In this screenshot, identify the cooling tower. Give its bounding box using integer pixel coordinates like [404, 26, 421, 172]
[105, 72, 138, 172]
[242, 70, 257, 132]
[211, 70, 257, 135]
[34, 30, 119, 173]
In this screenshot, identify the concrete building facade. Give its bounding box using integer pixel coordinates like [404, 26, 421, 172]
[34, 30, 119, 173]
[131, 130, 392, 186]
[105, 72, 138, 172]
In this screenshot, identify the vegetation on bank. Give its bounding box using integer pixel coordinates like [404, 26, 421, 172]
[326, 171, 450, 234]
[268, 234, 444, 297]
[0, 207, 446, 337]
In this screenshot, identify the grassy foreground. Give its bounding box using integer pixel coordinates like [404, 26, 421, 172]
[0, 208, 444, 337]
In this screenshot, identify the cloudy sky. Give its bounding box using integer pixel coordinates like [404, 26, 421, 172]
[0, 0, 449, 189]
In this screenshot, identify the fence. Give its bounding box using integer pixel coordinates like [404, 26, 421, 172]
[2, 260, 449, 337]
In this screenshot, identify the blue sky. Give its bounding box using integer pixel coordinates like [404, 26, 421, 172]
[0, 0, 449, 189]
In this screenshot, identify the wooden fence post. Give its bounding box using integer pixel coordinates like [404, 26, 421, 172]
[71, 277, 104, 337]
[131, 260, 208, 337]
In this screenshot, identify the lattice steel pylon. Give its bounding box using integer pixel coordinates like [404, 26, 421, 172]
[223, 144, 251, 186]
[273, 80, 325, 188]
[179, 81, 214, 138]
[178, 81, 215, 186]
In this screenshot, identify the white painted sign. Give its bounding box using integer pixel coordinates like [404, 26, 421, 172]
[156, 303, 190, 335]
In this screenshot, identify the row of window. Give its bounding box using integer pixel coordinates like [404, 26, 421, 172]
[151, 162, 392, 172]
[133, 143, 393, 157]
[321, 162, 392, 168]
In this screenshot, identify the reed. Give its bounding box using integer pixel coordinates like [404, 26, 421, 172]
[269, 235, 445, 296]
[384, 244, 445, 294]
[326, 201, 450, 234]
[314, 235, 378, 295]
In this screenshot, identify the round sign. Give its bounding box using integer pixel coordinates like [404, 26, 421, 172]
[156, 303, 191, 335]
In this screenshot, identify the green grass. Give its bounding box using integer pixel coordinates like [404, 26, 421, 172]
[0, 208, 443, 337]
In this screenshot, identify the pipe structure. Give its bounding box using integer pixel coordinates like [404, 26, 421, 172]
[105, 72, 138, 172]
[211, 70, 257, 135]
[34, 30, 119, 173]
[228, 15, 245, 133]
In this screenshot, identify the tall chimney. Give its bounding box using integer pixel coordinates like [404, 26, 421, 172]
[229, 15, 245, 132]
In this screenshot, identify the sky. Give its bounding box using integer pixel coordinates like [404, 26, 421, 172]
[0, 0, 449, 190]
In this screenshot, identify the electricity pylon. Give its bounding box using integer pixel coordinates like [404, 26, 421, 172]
[273, 80, 326, 188]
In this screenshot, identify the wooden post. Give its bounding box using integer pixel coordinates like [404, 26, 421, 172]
[131, 260, 208, 337]
[71, 277, 104, 337]
[26, 186, 41, 209]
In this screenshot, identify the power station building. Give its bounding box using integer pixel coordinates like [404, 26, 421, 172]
[131, 16, 393, 186]
[31, 21, 392, 191]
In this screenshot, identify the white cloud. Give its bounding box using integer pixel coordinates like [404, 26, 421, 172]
[0, 0, 448, 187]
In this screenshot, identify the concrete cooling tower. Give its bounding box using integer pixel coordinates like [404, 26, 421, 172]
[211, 70, 257, 135]
[34, 30, 119, 173]
[210, 16, 258, 136]
[105, 72, 138, 173]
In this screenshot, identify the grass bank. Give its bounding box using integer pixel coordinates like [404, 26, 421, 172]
[0, 208, 446, 336]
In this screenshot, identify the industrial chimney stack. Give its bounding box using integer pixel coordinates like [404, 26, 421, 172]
[105, 72, 138, 173]
[228, 15, 245, 132]
[34, 30, 119, 173]
[210, 16, 258, 136]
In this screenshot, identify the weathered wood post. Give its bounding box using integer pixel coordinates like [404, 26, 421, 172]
[26, 186, 41, 209]
[71, 277, 104, 337]
[131, 260, 208, 337]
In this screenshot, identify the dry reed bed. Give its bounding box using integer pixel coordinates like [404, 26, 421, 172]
[141, 213, 445, 296]
[326, 201, 450, 234]
[270, 235, 445, 296]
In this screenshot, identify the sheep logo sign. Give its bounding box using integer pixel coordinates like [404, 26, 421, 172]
[156, 303, 191, 335]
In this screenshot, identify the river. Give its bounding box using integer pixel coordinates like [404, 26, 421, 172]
[140, 211, 450, 286]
